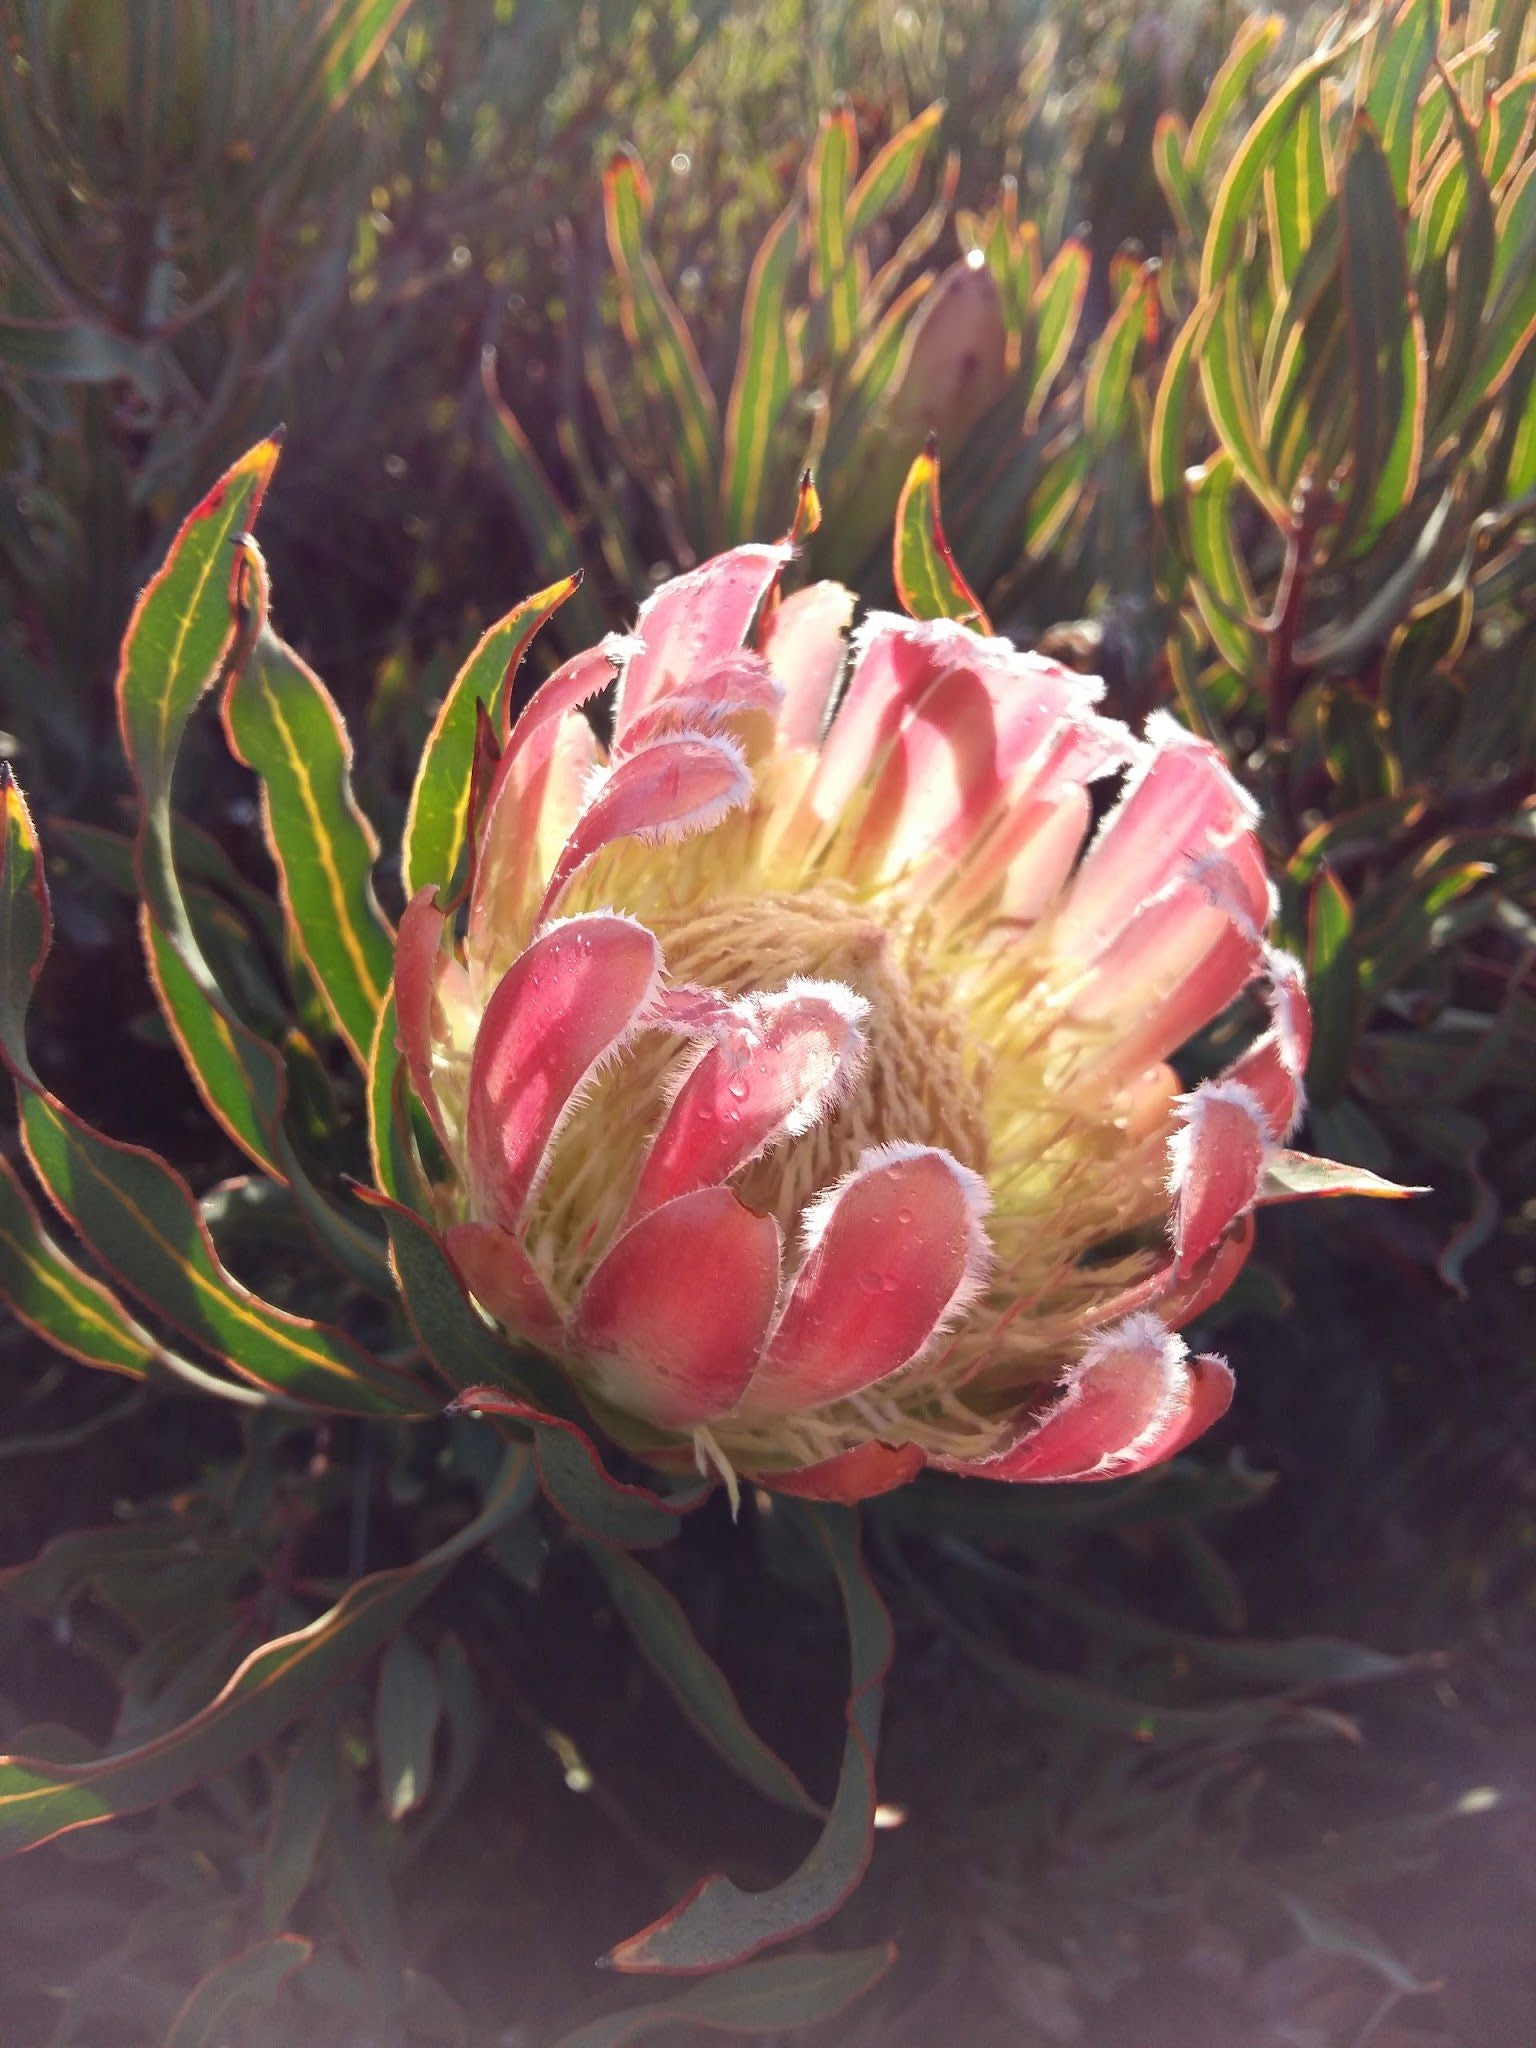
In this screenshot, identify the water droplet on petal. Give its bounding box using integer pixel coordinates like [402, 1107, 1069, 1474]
[859, 1269, 886, 1293]
[726, 1077, 750, 1101]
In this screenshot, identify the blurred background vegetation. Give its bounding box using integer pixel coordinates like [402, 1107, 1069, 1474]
[2, 1, 1534, 2043]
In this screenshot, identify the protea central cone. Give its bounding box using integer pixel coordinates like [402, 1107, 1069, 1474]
[398, 544, 1363, 1504]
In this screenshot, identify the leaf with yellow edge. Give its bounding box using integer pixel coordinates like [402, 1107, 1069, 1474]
[1258, 1152, 1427, 1202]
[402, 574, 579, 900]
[0, 772, 421, 1417]
[1027, 239, 1089, 423]
[847, 100, 944, 238]
[0, 1153, 165, 1381]
[723, 203, 802, 546]
[893, 440, 991, 629]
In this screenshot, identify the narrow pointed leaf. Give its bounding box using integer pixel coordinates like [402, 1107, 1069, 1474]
[223, 626, 393, 1068]
[1305, 869, 1360, 1108]
[375, 1631, 442, 1822]
[584, 1542, 820, 1816]
[807, 104, 859, 356]
[604, 149, 721, 544]
[164, 1937, 313, 2048]
[1365, 0, 1437, 202]
[402, 575, 582, 899]
[893, 441, 990, 627]
[1188, 12, 1286, 180]
[0, 777, 420, 1416]
[0, 1153, 165, 1381]
[607, 1505, 892, 1972]
[1186, 454, 1262, 673]
[0, 1451, 531, 1856]
[848, 101, 944, 237]
[1202, 22, 1371, 297]
[1202, 279, 1286, 522]
[553, 1945, 895, 2046]
[723, 204, 801, 545]
[1027, 239, 1089, 420]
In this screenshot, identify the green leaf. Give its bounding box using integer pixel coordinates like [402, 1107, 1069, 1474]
[1201, 278, 1287, 522]
[113, 441, 366, 1269]
[448, 1388, 707, 1549]
[1187, 12, 1286, 181]
[892, 440, 989, 627]
[1364, 0, 1437, 202]
[0, 776, 421, 1417]
[1481, 65, 1536, 189]
[1258, 1150, 1424, 1203]
[0, 1449, 530, 1857]
[232, 0, 416, 202]
[117, 438, 279, 945]
[1428, 77, 1500, 427]
[1450, 149, 1536, 424]
[1185, 454, 1261, 674]
[806, 103, 860, 358]
[1202, 20, 1371, 297]
[1022, 438, 1092, 558]
[1084, 270, 1148, 448]
[222, 624, 394, 1068]
[0, 1153, 163, 1381]
[1153, 112, 1200, 243]
[607, 1505, 891, 1973]
[403, 576, 579, 899]
[1149, 295, 1219, 514]
[481, 349, 604, 642]
[584, 1543, 819, 1816]
[1304, 869, 1360, 1108]
[848, 101, 944, 238]
[0, 316, 158, 390]
[1337, 118, 1425, 550]
[375, 1631, 442, 1822]
[262, 1711, 341, 1930]
[603, 149, 722, 546]
[367, 995, 429, 1210]
[164, 1936, 313, 2048]
[1264, 87, 1330, 291]
[362, 1190, 565, 1404]
[1026, 239, 1089, 421]
[552, 1945, 895, 2047]
[723, 204, 801, 545]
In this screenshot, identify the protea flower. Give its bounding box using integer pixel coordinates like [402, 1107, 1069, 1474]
[397, 545, 1372, 1504]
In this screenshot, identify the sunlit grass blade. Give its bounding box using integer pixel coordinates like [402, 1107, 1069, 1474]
[603, 149, 722, 547]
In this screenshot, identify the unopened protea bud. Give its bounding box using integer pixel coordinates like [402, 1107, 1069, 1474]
[397, 544, 1397, 1502]
[886, 251, 1010, 450]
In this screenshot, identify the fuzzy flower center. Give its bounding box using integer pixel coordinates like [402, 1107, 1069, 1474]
[521, 886, 990, 1298]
